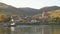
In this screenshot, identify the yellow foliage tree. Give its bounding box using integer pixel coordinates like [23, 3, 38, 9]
[0, 14, 10, 22]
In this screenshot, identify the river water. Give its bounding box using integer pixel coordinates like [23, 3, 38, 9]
[0, 25, 60, 34]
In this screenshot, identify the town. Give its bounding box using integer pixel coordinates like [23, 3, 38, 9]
[0, 11, 60, 26]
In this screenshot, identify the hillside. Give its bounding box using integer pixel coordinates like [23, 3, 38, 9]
[0, 2, 60, 17]
[17, 8, 39, 16]
[39, 6, 60, 13]
[0, 2, 18, 15]
[34, 6, 60, 17]
[48, 10, 60, 17]
[0, 2, 39, 16]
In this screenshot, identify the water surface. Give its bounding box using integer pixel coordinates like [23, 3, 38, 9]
[0, 25, 60, 34]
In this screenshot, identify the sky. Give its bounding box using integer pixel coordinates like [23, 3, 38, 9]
[0, 0, 60, 9]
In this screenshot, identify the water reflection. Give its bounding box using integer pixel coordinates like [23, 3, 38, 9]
[11, 27, 15, 34]
[0, 27, 11, 34]
[0, 25, 60, 34]
[11, 27, 15, 31]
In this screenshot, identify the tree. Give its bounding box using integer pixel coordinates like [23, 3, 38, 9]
[0, 14, 11, 22]
[48, 17, 60, 25]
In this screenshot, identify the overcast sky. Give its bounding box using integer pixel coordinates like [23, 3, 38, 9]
[0, 0, 60, 9]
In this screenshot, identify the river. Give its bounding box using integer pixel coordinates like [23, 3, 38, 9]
[0, 25, 60, 34]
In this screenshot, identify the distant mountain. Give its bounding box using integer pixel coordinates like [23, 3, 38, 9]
[39, 6, 60, 13]
[17, 7, 39, 16]
[0, 2, 39, 16]
[34, 6, 60, 17]
[0, 2, 60, 17]
[0, 2, 18, 15]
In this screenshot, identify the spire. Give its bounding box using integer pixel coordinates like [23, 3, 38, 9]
[10, 16, 14, 22]
[42, 12, 45, 18]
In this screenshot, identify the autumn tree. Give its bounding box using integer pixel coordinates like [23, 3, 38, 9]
[0, 14, 11, 22]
